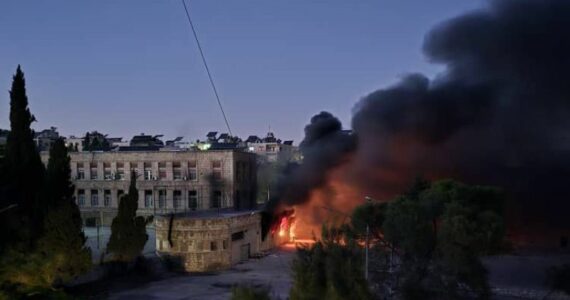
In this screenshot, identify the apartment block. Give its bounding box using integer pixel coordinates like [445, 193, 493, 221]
[40, 149, 257, 226]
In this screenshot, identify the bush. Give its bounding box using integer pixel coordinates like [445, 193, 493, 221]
[231, 285, 271, 300]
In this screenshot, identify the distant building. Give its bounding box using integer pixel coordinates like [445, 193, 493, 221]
[246, 132, 296, 162]
[193, 132, 246, 151]
[65, 135, 84, 152]
[40, 149, 257, 226]
[107, 137, 129, 148]
[34, 127, 60, 151]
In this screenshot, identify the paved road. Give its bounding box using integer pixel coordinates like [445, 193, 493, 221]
[108, 248, 295, 300]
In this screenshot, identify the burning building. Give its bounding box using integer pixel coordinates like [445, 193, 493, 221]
[265, 0, 570, 248]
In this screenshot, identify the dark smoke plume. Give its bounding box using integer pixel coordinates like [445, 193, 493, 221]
[267, 112, 356, 212]
[262, 112, 355, 237]
[352, 0, 570, 227]
[268, 0, 570, 230]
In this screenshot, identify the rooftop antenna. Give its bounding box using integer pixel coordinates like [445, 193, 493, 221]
[181, 0, 233, 137]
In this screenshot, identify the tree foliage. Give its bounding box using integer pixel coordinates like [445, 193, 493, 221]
[0, 66, 46, 252]
[0, 102, 90, 296]
[546, 264, 570, 296]
[82, 131, 110, 152]
[38, 139, 91, 285]
[107, 173, 152, 263]
[351, 179, 505, 299]
[231, 285, 271, 300]
[290, 225, 371, 300]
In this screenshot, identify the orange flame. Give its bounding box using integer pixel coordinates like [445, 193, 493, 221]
[277, 161, 366, 241]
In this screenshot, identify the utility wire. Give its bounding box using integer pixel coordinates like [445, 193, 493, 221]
[181, 0, 233, 136]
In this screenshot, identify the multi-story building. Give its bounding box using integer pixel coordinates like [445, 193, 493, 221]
[40, 149, 257, 226]
[34, 127, 60, 151]
[65, 135, 84, 152]
[245, 132, 296, 162]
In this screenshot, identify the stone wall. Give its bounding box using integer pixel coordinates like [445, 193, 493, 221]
[155, 211, 264, 272]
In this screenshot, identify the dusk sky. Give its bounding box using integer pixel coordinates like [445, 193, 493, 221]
[0, 1, 483, 143]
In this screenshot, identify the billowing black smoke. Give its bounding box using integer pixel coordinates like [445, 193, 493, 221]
[267, 112, 356, 212]
[267, 0, 570, 230]
[262, 112, 355, 238]
[352, 0, 570, 227]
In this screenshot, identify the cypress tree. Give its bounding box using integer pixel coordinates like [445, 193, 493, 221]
[0, 66, 45, 251]
[107, 172, 152, 263]
[38, 138, 91, 286]
[0, 139, 91, 292]
[44, 138, 75, 208]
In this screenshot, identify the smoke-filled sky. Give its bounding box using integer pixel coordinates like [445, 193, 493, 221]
[273, 0, 570, 229]
[0, 0, 482, 142]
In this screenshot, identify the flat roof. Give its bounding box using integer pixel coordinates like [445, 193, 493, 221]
[155, 208, 261, 220]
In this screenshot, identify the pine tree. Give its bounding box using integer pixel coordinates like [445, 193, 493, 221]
[0, 66, 45, 251]
[107, 172, 152, 263]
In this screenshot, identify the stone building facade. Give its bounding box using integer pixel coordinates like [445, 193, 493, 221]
[155, 209, 271, 272]
[40, 149, 257, 226]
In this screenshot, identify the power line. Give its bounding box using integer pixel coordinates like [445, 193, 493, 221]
[181, 0, 233, 136]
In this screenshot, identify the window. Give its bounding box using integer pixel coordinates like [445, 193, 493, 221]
[116, 162, 125, 180]
[173, 190, 182, 209]
[212, 160, 222, 180]
[173, 162, 182, 180]
[144, 162, 152, 180]
[104, 190, 111, 207]
[158, 190, 166, 208]
[212, 191, 222, 208]
[231, 231, 244, 241]
[188, 190, 198, 210]
[210, 241, 218, 251]
[188, 161, 197, 181]
[144, 190, 153, 208]
[77, 189, 85, 206]
[90, 190, 99, 206]
[76, 163, 85, 180]
[90, 162, 98, 180]
[103, 162, 112, 180]
[223, 240, 228, 250]
[158, 162, 167, 180]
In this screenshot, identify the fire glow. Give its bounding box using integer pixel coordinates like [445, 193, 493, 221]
[270, 210, 297, 243]
[284, 163, 365, 240]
